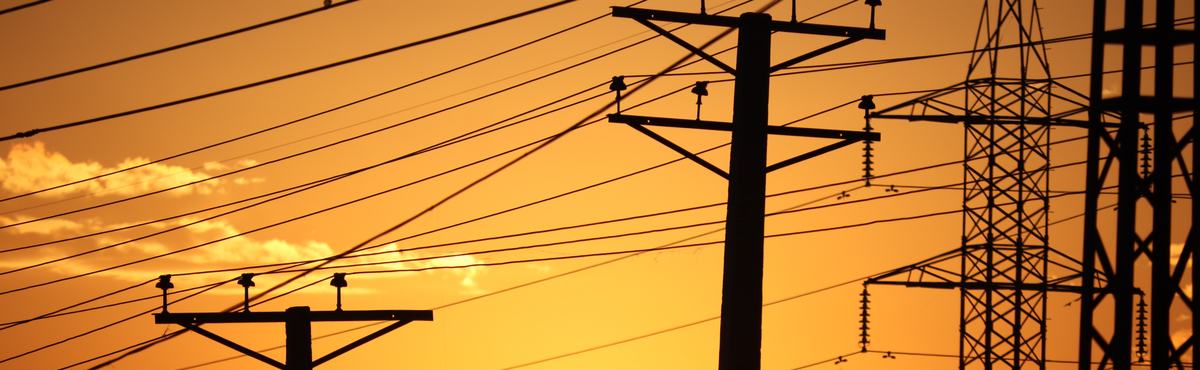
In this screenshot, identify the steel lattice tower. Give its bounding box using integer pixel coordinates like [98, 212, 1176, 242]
[865, 0, 1092, 368]
[1079, 0, 1197, 369]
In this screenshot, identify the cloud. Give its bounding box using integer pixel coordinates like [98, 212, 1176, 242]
[0, 141, 261, 198]
[0, 214, 86, 235]
[0, 215, 488, 294]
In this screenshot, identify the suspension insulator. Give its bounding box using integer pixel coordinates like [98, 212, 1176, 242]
[1136, 294, 1148, 362]
[859, 286, 871, 351]
[1140, 126, 1152, 178]
[859, 95, 876, 187]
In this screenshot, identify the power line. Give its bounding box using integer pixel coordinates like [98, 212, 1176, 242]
[0, 77, 611, 253]
[67, 3, 772, 367]
[492, 199, 1113, 369]
[853, 349, 1193, 368]
[0, 0, 575, 142]
[0, 0, 632, 206]
[0, 74, 696, 295]
[1, 0, 719, 231]
[0, 0, 47, 16]
[773, 17, 1195, 77]
[0, 93, 1107, 329]
[0, 1, 360, 91]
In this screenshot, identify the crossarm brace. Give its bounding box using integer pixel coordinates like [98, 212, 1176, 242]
[626, 122, 729, 179]
[634, 18, 735, 74]
[313, 320, 414, 367]
[181, 323, 286, 369]
[765, 139, 858, 173]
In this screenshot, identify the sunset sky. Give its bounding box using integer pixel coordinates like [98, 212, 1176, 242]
[0, 0, 1193, 369]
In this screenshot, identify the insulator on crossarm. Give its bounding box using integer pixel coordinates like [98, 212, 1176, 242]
[1136, 294, 1148, 362]
[859, 95, 876, 187]
[864, 0, 882, 29]
[1140, 126, 1152, 178]
[610, 76, 627, 113]
[155, 274, 174, 313]
[331, 273, 348, 311]
[859, 285, 871, 352]
[237, 273, 255, 312]
[692, 81, 709, 120]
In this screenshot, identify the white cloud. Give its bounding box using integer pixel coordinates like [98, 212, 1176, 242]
[0, 141, 261, 198]
[0, 214, 85, 235]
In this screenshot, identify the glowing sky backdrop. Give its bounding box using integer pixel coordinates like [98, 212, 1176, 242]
[0, 0, 1193, 369]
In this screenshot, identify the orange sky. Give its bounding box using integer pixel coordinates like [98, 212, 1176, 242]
[0, 0, 1193, 369]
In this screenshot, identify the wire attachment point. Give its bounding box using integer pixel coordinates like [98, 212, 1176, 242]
[1140, 125, 1152, 178]
[237, 273, 256, 312]
[858, 285, 871, 351]
[610, 76, 628, 113]
[155, 274, 174, 313]
[864, 0, 882, 29]
[691, 81, 709, 120]
[331, 273, 348, 311]
[858, 95, 876, 186]
[1135, 293, 1148, 362]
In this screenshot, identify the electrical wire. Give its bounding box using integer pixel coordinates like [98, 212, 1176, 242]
[494, 198, 1126, 369]
[0, 73, 702, 296]
[0, 0, 576, 142]
[0, 84, 1113, 329]
[0, 0, 731, 231]
[0, 0, 47, 16]
[14, 17, 1171, 370]
[71, 2, 778, 367]
[0, 0, 763, 301]
[0, 1, 360, 92]
[0, 0, 638, 206]
[856, 349, 1192, 368]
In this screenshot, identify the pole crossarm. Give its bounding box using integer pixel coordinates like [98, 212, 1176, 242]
[609, 114, 879, 140]
[155, 309, 432, 324]
[154, 307, 432, 369]
[608, 114, 878, 176]
[610, 6, 886, 40]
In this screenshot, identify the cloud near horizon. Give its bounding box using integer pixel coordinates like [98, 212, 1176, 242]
[0, 141, 262, 198]
[0, 215, 488, 294]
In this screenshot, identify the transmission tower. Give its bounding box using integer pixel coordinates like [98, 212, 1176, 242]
[862, 0, 1095, 368]
[1078, 0, 1197, 369]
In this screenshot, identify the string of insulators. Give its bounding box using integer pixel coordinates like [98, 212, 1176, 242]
[864, 0, 882, 29]
[1136, 294, 1148, 362]
[1140, 126, 1152, 178]
[237, 273, 255, 312]
[858, 285, 871, 351]
[858, 95, 876, 187]
[609, 76, 627, 113]
[155, 274, 174, 313]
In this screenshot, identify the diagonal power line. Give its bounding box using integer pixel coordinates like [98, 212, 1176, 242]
[0, 1, 360, 91]
[0, 0, 575, 142]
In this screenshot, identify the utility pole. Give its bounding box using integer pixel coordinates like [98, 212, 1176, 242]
[152, 274, 432, 370]
[608, 4, 884, 369]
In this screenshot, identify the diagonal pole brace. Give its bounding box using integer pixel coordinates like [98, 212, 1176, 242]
[626, 122, 730, 179]
[181, 323, 286, 369]
[634, 18, 736, 75]
[313, 320, 414, 367]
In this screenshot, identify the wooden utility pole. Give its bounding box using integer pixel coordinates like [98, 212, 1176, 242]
[608, 5, 884, 368]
